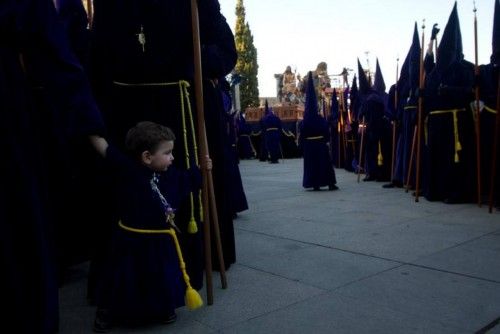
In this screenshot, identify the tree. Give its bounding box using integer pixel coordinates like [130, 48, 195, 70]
[234, 0, 259, 108]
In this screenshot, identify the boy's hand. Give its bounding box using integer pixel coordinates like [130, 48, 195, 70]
[202, 155, 212, 170]
[89, 135, 109, 157]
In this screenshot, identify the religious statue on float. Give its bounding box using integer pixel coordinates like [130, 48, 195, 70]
[281, 65, 299, 103]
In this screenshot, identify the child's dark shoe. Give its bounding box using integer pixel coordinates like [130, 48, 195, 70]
[161, 311, 177, 324]
[93, 308, 112, 333]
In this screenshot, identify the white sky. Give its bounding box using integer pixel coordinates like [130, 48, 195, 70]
[218, 0, 496, 97]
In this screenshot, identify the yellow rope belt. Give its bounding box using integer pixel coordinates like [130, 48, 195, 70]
[484, 105, 497, 114]
[117, 221, 203, 309]
[113, 80, 201, 233]
[266, 127, 279, 131]
[305, 136, 324, 140]
[378, 140, 383, 166]
[404, 105, 417, 111]
[427, 108, 466, 163]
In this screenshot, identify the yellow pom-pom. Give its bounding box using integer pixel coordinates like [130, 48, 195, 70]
[377, 141, 383, 166]
[187, 219, 198, 234]
[377, 152, 383, 166]
[185, 286, 203, 310]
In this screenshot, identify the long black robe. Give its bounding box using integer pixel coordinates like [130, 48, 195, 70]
[0, 1, 104, 333]
[90, 0, 237, 286]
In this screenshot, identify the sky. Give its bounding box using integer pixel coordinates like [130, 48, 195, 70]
[218, 0, 496, 97]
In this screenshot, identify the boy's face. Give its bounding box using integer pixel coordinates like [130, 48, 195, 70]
[145, 140, 174, 172]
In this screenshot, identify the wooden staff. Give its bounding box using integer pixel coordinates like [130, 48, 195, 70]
[391, 57, 399, 182]
[473, 2, 482, 207]
[415, 19, 426, 202]
[434, 37, 438, 60]
[86, 0, 93, 28]
[357, 116, 366, 182]
[337, 119, 341, 168]
[190, 0, 227, 305]
[405, 125, 418, 193]
[337, 91, 346, 166]
[488, 75, 500, 213]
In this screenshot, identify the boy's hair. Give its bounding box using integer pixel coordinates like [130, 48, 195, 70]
[125, 121, 175, 159]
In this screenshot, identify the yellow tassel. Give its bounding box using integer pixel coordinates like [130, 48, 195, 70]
[166, 227, 203, 311]
[185, 286, 203, 310]
[377, 141, 383, 166]
[187, 218, 198, 234]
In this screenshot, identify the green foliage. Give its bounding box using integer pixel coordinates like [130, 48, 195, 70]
[234, 0, 259, 108]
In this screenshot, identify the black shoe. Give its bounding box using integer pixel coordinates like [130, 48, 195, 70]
[393, 180, 403, 188]
[411, 190, 423, 197]
[382, 183, 395, 188]
[363, 175, 377, 181]
[443, 197, 465, 204]
[93, 309, 111, 333]
[161, 312, 177, 324]
[328, 185, 339, 191]
[313, 186, 321, 191]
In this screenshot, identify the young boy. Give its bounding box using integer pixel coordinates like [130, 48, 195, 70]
[89, 121, 208, 332]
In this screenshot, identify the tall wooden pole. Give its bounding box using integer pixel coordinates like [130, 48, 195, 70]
[340, 90, 348, 163]
[86, 0, 93, 28]
[473, 2, 482, 207]
[357, 116, 366, 183]
[488, 75, 500, 213]
[406, 125, 418, 193]
[391, 57, 399, 182]
[190, 0, 228, 305]
[415, 19, 425, 202]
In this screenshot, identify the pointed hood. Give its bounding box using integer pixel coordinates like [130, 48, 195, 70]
[493, 0, 500, 66]
[349, 74, 360, 119]
[304, 71, 320, 122]
[330, 88, 339, 122]
[436, 2, 463, 72]
[264, 99, 272, 116]
[373, 58, 386, 94]
[398, 49, 411, 97]
[350, 74, 358, 100]
[357, 58, 370, 95]
[408, 22, 421, 92]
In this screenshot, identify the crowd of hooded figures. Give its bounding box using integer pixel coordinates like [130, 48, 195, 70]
[235, 1, 500, 206]
[2, 0, 499, 333]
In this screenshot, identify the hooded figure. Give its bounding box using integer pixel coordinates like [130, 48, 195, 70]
[299, 72, 338, 190]
[237, 112, 256, 159]
[478, 0, 500, 203]
[358, 59, 386, 181]
[219, 79, 249, 216]
[328, 88, 341, 167]
[0, 1, 105, 333]
[422, 1, 476, 203]
[259, 100, 282, 163]
[387, 23, 420, 189]
[374, 58, 393, 181]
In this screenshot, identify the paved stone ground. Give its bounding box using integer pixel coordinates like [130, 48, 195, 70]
[60, 158, 500, 333]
